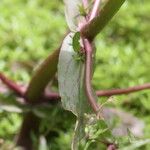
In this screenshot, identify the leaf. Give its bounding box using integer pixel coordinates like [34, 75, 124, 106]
[81, 0, 126, 40]
[58, 32, 92, 149]
[58, 34, 112, 149]
[72, 32, 81, 53]
[58, 32, 90, 116]
[64, 0, 85, 31]
[85, 116, 113, 141]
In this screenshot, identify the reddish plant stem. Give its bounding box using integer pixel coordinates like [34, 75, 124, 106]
[1, 72, 150, 103]
[96, 83, 150, 96]
[82, 0, 88, 8]
[44, 82, 150, 100]
[16, 112, 40, 150]
[80, 0, 101, 114]
[89, 0, 101, 21]
[83, 39, 100, 113]
[0, 72, 24, 97]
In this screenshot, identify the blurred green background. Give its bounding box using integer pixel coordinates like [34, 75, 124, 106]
[0, 0, 150, 149]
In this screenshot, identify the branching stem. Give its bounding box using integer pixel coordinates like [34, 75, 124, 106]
[1, 72, 150, 103]
[44, 82, 150, 100]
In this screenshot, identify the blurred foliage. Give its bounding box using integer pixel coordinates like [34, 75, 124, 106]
[0, 0, 150, 149]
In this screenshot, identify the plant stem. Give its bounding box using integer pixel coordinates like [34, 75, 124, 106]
[1, 73, 150, 101]
[81, 0, 126, 40]
[0, 72, 24, 97]
[17, 46, 61, 150]
[83, 38, 99, 113]
[96, 83, 150, 96]
[89, 0, 101, 21]
[43, 83, 150, 101]
[25, 48, 60, 103]
[16, 112, 40, 150]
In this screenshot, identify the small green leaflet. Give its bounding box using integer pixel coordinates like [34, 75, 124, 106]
[72, 32, 80, 53]
[72, 32, 85, 62]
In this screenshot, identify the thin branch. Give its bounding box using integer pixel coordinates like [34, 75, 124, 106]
[96, 83, 150, 96]
[1, 73, 150, 102]
[0, 72, 24, 97]
[83, 39, 100, 113]
[89, 0, 101, 21]
[0, 72, 60, 105]
[43, 83, 150, 101]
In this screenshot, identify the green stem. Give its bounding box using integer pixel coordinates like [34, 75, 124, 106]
[25, 48, 60, 103]
[17, 48, 60, 150]
[81, 0, 126, 40]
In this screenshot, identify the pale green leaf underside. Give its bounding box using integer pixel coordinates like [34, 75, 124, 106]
[64, 0, 84, 31]
[58, 32, 92, 150]
[58, 32, 90, 116]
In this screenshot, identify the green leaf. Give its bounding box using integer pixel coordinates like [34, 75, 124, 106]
[72, 32, 81, 53]
[58, 32, 93, 150]
[58, 33, 112, 150]
[64, 0, 84, 31]
[58, 32, 90, 115]
[81, 0, 126, 40]
[85, 117, 113, 141]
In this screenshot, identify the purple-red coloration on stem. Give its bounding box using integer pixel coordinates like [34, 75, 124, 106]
[96, 83, 150, 96]
[83, 39, 99, 113]
[0, 72, 24, 97]
[89, 0, 101, 21]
